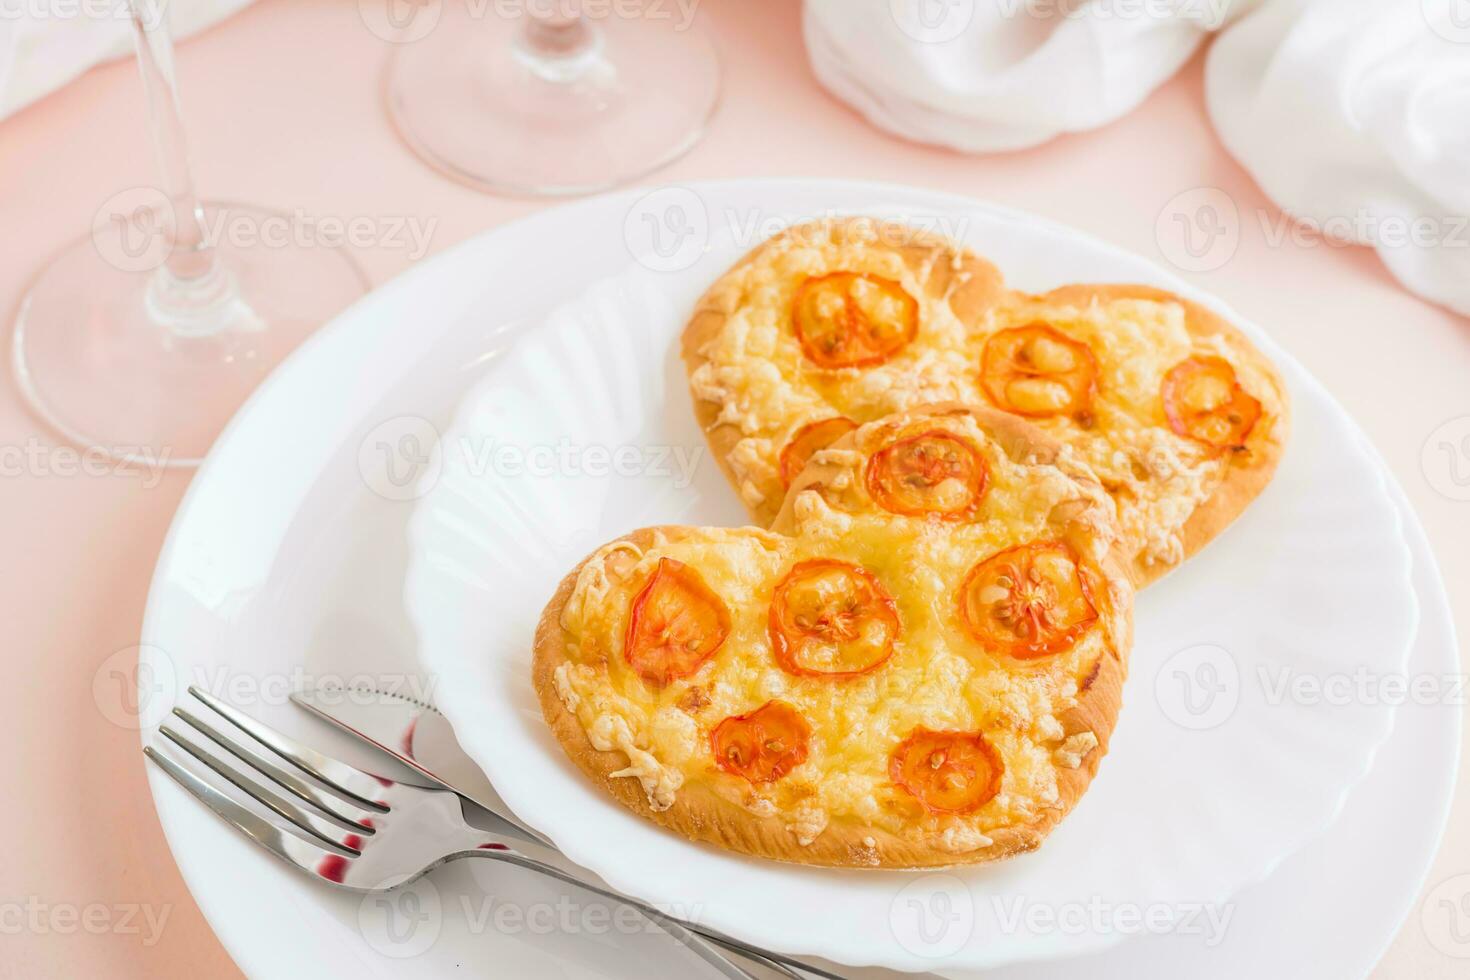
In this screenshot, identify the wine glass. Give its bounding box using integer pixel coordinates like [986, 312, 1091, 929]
[11, 0, 369, 468]
[379, 0, 721, 196]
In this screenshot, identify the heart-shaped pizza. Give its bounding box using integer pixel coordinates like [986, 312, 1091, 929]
[534, 405, 1133, 868]
[683, 217, 1290, 585]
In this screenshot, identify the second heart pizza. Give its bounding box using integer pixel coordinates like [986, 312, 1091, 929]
[682, 217, 1290, 585]
[534, 405, 1133, 868]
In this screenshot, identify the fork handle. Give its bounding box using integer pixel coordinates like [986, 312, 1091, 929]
[469, 848, 811, 979]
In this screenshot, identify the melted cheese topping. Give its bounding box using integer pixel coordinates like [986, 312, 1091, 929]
[689, 223, 1278, 570]
[555, 414, 1124, 852]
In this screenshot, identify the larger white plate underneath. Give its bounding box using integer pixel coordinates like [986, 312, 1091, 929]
[138, 180, 1451, 980]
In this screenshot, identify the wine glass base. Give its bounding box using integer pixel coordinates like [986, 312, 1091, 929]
[12, 201, 369, 468]
[385, 9, 721, 196]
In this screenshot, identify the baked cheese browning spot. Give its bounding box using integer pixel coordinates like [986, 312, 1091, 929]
[792, 272, 918, 369]
[1162, 355, 1262, 451]
[889, 728, 1005, 814]
[768, 559, 900, 678]
[865, 430, 987, 520]
[981, 324, 1098, 420]
[711, 700, 812, 784]
[779, 417, 859, 489]
[624, 558, 731, 687]
[958, 541, 1099, 660]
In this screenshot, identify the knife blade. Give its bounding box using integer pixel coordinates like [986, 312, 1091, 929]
[290, 682, 845, 980]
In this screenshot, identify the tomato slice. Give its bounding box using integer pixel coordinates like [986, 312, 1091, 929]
[768, 559, 900, 677]
[889, 728, 1004, 814]
[981, 324, 1098, 418]
[957, 542, 1098, 660]
[1162, 355, 1261, 450]
[792, 272, 918, 369]
[711, 700, 812, 783]
[865, 430, 987, 520]
[779, 417, 859, 489]
[624, 558, 731, 686]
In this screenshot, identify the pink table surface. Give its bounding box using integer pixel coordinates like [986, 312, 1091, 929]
[1, 1, 1466, 977]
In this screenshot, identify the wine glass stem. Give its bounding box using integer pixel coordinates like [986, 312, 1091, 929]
[128, 0, 237, 325]
[514, 8, 600, 81]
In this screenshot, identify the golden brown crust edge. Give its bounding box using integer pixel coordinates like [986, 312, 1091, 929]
[533, 404, 1132, 869]
[680, 216, 1008, 528]
[1040, 284, 1292, 588]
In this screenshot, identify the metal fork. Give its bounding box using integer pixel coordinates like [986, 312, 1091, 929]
[145, 687, 810, 980]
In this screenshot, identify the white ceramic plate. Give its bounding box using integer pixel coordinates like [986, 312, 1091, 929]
[139, 180, 1455, 980]
[404, 194, 1417, 972]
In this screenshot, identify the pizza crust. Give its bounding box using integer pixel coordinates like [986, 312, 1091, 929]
[532, 406, 1132, 869]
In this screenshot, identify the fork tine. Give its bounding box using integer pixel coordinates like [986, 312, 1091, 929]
[144, 745, 350, 878]
[173, 706, 378, 833]
[188, 686, 390, 808]
[159, 724, 364, 856]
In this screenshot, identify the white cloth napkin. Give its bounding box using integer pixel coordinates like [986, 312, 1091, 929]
[0, 0, 254, 120]
[1207, 0, 1470, 316]
[804, 0, 1256, 152]
[806, 0, 1470, 316]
